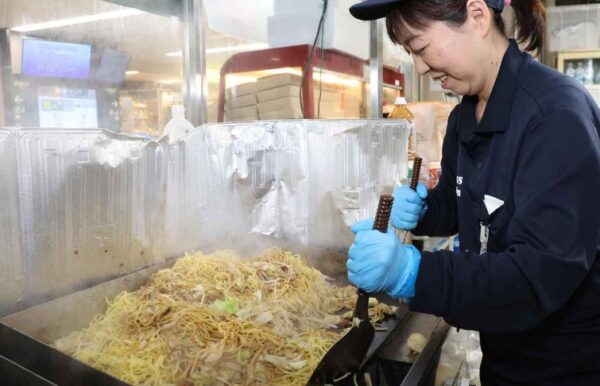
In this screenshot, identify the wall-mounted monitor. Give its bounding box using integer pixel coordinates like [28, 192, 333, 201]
[22, 38, 92, 79]
[94, 48, 129, 85]
[38, 87, 98, 128]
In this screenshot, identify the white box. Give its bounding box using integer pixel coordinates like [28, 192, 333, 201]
[260, 107, 303, 120]
[226, 105, 258, 120]
[226, 82, 257, 98]
[228, 115, 258, 122]
[226, 94, 257, 109]
[257, 83, 342, 104]
[257, 97, 344, 119]
[257, 73, 303, 91]
[257, 97, 301, 114]
[547, 5, 600, 52]
[257, 84, 302, 102]
[268, 0, 369, 60]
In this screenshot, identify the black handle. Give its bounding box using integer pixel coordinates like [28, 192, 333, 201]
[356, 195, 395, 305]
[410, 157, 423, 191]
[372, 195, 393, 233]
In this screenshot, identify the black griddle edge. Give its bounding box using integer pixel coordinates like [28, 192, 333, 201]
[0, 322, 127, 385]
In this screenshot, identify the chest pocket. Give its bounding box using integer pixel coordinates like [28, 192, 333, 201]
[486, 204, 513, 252]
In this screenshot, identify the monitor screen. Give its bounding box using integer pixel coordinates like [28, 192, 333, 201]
[38, 87, 98, 128]
[22, 39, 91, 79]
[94, 48, 129, 85]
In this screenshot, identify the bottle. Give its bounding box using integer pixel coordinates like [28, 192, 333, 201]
[565, 62, 576, 78]
[575, 62, 586, 84]
[584, 60, 594, 85]
[162, 105, 195, 144]
[388, 81, 416, 160]
[388, 81, 414, 121]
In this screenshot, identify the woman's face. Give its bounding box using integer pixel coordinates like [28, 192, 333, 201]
[402, 20, 485, 96]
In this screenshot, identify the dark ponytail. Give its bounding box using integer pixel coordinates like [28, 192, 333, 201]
[386, 0, 546, 53]
[509, 0, 546, 53]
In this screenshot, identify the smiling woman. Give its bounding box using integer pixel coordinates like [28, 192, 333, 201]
[347, 1, 600, 386]
[371, 0, 545, 111]
[383, 0, 545, 52]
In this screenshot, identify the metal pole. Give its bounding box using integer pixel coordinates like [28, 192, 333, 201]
[182, 0, 207, 126]
[369, 19, 383, 119]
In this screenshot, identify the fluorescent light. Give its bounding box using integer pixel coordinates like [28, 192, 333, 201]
[165, 43, 270, 58]
[12, 9, 146, 32]
[125, 70, 139, 75]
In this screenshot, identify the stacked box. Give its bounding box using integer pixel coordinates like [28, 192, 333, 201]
[225, 82, 258, 121]
[255, 74, 353, 119]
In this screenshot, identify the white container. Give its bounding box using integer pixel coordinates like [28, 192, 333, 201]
[547, 5, 600, 52]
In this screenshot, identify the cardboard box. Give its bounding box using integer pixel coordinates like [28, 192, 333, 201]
[257, 97, 301, 114]
[228, 115, 258, 122]
[226, 94, 257, 109]
[259, 107, 303, 120]
[257, 97, 348, 118]
[226, 105, 258, 120]
[257, 73, 302, 91]
[257, 84, 301, 102]
[257, 84, 342, 104]
[226, 82, 257, 98]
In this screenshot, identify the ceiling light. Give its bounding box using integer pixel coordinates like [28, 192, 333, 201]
[125, 70, 139, 75]
[165, 43, 270, 58]
[12, 9, 146, 32]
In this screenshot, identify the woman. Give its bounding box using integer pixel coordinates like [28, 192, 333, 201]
[346, 0, 600, 384]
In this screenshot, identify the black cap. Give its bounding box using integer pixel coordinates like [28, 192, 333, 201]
[349, 0, 404, 21]
[349, 0, 505, 21]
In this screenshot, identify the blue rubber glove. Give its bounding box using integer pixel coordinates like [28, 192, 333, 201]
[347, 219, 421, 299]
[391, 183, 428, 230]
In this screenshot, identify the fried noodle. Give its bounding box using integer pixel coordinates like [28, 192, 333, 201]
[53, 249, 396, 386]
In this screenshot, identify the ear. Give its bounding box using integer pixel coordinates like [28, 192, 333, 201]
[465, 0, 493, 36]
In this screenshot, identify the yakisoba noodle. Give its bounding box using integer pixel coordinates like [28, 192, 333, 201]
[53, 249, 397, 385]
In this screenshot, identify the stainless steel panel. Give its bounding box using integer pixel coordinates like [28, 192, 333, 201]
[0, 130, 24, 315]
[0, 119, 409, 316]
[370, 19, 383, 119]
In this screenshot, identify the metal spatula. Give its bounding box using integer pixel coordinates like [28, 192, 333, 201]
[307, 195, 394, 385]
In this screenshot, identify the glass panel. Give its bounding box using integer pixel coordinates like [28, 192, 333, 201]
[204, 0, 394, 122]
[0, 0, 183, 137]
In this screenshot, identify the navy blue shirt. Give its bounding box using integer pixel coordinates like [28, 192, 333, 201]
[411, 40, 600, 385]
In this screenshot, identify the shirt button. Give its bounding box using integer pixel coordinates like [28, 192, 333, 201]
[476, 161, 483, 169]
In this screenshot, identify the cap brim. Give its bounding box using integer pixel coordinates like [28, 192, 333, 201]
[349, 0, 403, 21]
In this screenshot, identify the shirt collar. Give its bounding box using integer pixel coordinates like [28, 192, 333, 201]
[458, 39, 525, 137]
